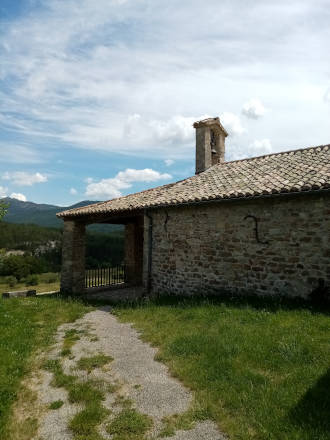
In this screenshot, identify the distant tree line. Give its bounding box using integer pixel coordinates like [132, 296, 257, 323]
[0, 222, 62, 252]
[0, 222, 124, 279]
[86, 231, 124, 269]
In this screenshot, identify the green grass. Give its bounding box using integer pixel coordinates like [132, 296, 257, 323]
[106, 408, 152, 440]
[0, 296, 90, 438]
[69, 381, 105, 403]
[77, 354, 113, 373]
[60, 328, 85, 357]
[68, 402, 108, 440]
[159, 403, 209, 437]
[115, 295, 330, 440]
[49, 400, 64, 410]
[0, 272, 60, 294]
[43, 359, 76, 389]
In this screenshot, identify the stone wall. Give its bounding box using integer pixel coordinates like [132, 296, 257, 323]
[145, 193, 330, 298]
[61, 220, 86, 294]
[125, 217, 144, 285]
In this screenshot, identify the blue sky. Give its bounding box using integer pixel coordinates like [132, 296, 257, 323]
[0, 0, 329, 206]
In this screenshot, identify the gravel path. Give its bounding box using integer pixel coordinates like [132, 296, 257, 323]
[34, 307, 225, 440]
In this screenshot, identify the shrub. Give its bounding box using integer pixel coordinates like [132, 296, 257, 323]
[6, 276, 17, 288]
[25, 274, 39, 286]
[0, 255, 47, 280]
[44, 273, 58, 284]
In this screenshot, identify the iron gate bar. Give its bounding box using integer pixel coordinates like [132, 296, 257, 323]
[85, 265, 125, 288]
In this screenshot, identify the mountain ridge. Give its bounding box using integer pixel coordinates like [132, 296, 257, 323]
[0, 197, 121, 232]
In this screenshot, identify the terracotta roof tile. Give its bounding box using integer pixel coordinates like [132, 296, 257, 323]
[58, 144, 330, 219]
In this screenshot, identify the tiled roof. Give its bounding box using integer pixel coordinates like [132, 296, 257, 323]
[58, 144, 330, 219]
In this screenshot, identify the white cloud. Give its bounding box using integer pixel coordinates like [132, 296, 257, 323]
[164, 159, 174, 166]
[324, 88, 330, 103]
[148, 115, 196, 144]
[0, 0, 329, 165]
[242, 99, 266, 119]
[0, 143, 43, 164]
[85, 168, 172, 199]
[220, 112, 245, 136]
[249, 139, 273, 154]
[10, 192, 27, 202]
[0, 186, 8, 198]
[60, 113, 211, 158]
[227, 138, 273, 161]
[2, 171, 47, 186]
[118, 114, 202, 151]
[70, 187, 78, 195]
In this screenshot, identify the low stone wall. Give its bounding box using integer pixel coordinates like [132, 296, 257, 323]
[2, 289, 36, 298]
[146, 193, 330, 298]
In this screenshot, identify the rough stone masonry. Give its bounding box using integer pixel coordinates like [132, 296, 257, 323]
[147, 193, 330, 298]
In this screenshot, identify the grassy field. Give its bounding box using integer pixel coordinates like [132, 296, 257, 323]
[0, 295, 90, 438]
[116, 296, 330, 440]
[1, 294, 329, 440]
[0, 272, 60, 294]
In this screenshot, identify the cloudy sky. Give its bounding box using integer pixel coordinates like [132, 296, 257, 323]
[0, 0, 329, 205]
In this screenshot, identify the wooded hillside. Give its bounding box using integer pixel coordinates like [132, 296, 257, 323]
[0, 222, 124, 275]
[0, 222, 61, 252]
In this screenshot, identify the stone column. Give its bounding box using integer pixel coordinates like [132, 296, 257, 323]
[142, 212, 153, 293]
[125, 217, 144, 285]
[61, 220, 86, 294]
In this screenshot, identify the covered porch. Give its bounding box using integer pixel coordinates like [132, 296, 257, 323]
[60, 210, 147, 297]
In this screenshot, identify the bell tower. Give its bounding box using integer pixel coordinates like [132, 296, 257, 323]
[193, 117, 228, 174]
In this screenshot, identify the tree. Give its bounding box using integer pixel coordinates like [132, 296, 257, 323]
[0, 202, 9, 220]
[0, 254, 47, 280]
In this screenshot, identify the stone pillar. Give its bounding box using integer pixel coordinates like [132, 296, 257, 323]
[142, 213, 151, 290]
[61, 220, 86, 294]
[125, 217, 144, 285]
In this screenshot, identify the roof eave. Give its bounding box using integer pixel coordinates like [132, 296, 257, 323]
[56, 187, 330, 221]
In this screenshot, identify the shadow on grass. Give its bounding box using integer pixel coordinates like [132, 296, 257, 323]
[288, 368, 330, 434]
[55, 290, 330, 317]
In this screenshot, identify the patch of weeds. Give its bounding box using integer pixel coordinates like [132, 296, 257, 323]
[68, 381, 105, 404]
[107, 383, 120, 394]
[61, 329, 83, 357]
[43, 358, 108, 439]
[159, 410, 198, 437]
[65, 329, 85, 338]
[114, 394, 133, 408]
[106, 408, 153, 440]
[49, 400, 64, 410]
[77, 354, 113, 373]
[60, 348, 71, 357]
[90, 336, 99, 342]
[133, 384, 141, 389]
[43, 359, 76, 389]
[159, 398, 210, 437]
[69, 402, 108, 439]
